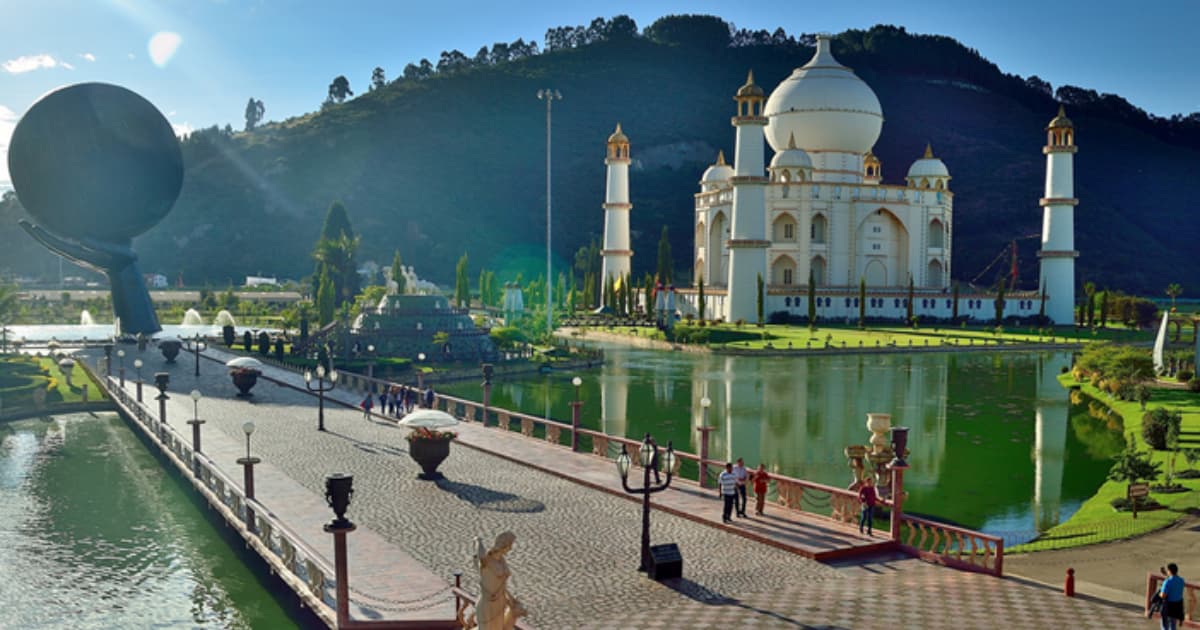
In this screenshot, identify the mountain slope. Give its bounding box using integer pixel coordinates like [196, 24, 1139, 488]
[1, 25, 1196, 296]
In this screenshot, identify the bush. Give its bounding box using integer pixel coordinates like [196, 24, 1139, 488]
[1142, 407, 1183, 450]
[1110, 496, 1163, 512]
[1189, 378, 1200, 393]
[1177, 370, 1194, 383]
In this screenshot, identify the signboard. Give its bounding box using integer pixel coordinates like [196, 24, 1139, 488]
[1128, 483, 1150, 499]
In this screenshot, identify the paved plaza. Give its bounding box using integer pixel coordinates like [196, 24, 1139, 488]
[95, 345, 1158, 628]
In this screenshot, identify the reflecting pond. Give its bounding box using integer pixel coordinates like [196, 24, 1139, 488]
[0, 413, 315, 629]
[440, 347, 1124, 545]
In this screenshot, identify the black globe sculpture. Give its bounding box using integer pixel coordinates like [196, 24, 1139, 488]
[8, 83, 183, 335]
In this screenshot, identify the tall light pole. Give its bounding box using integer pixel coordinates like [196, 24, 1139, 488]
[537, 88, 561, 335]
[304, 365, 338, 432]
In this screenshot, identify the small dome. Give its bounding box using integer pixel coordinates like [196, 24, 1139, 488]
[763, 34, 883, 154]
[701, 150, 734, 183]
[736, 70, 765, 98]
[1047, 105, 1073, 129]
[907, 144, 949, 179]
[607, 122, 628, 145]
[769, 133, 813, 169]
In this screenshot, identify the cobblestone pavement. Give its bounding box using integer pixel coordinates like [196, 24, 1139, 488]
[91, 347, 1157, 628]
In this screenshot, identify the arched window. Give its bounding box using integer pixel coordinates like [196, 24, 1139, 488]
[772, 214, 798, 242]
[810, 257, 826, 286]
[811, 214, 827, 244]
[771, 255, 797, 286]
[928, 219, 945, 248]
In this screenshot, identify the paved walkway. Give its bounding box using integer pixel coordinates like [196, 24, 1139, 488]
[1006, 513, 1200, 607]
[91, 345, 1161, 628]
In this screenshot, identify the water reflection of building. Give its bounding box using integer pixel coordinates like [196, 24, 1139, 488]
[1033, 354, 1070, 532]
[680, 352, 948, 487]
[601, 359, 628, 438]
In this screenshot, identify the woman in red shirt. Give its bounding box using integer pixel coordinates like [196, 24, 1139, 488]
[752, 464, 770, 515]
[858, 476, 878, 536]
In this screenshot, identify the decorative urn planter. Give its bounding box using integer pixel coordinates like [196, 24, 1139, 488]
[866, 413, 892, 454]
[399, 409, 461, 481]
[407, 432, 454, 480]
[159, 338, 182, 362]
[230, 368, 260, 397]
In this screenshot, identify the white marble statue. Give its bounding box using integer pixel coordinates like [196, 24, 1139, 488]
[472, 531, 526, 630]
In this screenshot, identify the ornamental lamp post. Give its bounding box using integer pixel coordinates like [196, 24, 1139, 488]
[570, 376, 583, 451]
[366, 344, 376, 380]
[323, 472, 357, 627]
[238, 421, 260, 532]
[304, 365, 338, 431]
[536, 88, 562, 335]
[154, 371, 170, 425]
[186, 333, 207, 377]
[416, 352, 426, 389]
[697, 396, 715, 488]
[187, 389, 206, 456]
[134, 358, 144, 402]
[117, 349, 126, 386]
[616, 433, 679, 575]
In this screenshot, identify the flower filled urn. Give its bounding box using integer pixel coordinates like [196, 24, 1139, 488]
[225, 357, 264, 397]
[399, 409, 460, 480]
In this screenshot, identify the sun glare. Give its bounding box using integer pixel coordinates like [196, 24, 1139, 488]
[148, 31, 182, 67]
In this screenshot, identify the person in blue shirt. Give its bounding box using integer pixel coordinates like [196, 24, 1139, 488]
[1159, 563, 1186, 629]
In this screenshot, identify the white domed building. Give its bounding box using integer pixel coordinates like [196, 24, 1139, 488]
[674, 34, 1075, 324]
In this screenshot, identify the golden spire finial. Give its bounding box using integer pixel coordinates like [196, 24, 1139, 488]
[615, 122, 622, 134]
[746, 70, 755, 86]
[923, 143, 934, 159]
[1058, 104, 1066, 118]
[787, 132, 797, 150]
[716, 150, 726, 165]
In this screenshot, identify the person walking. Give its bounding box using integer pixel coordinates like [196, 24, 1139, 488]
[858, 476, 878, 536]
[1158, 563, 1186, 630]
[361, 394, 374, 420]
[718, 463, 737, 524]
[423, 385, 435, 409]
[752, 464, 771, 516]
[733, 458, 749, 518]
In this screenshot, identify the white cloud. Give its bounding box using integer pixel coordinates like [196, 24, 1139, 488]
[0, 105, 17, 191]
[171, 121, 194, 138]
[3, 54, 62, 74]
[61, 61, 74, 70]
[148, 32, 182, 67]
[80, 53, 96, 62]
[127, 52, 136, 60]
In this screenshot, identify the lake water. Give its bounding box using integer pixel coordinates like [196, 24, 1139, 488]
[441, 346, 1121, 545]
[0, 412, 314, 629]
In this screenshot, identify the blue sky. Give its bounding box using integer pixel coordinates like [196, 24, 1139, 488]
[2, 0, 1198, 190]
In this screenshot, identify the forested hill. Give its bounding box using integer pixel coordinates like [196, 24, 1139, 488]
[2, 17, 1198, 295]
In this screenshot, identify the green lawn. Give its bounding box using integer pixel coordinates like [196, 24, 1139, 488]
[37, 356, 107, 403]
[1009, 376, 1200, 552]
[595, 322, 1150, 351]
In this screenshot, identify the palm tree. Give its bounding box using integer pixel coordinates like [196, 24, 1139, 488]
[1166, 283, 1183, 311]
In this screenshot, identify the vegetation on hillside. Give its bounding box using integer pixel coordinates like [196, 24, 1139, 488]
[1, 16, 1197, 296]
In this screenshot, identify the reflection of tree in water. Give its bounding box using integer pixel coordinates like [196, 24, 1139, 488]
[434, 478, 545, 513]
[1069, 395, 1126, 460]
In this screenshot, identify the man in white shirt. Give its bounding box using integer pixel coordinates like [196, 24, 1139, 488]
[718, 462, 737, 523]
[733, 458, 749, 518]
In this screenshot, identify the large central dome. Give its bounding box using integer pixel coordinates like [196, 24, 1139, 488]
[763, 35, 883, 155]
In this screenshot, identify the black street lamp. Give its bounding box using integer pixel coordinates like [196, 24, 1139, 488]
[616, 433, 678, 573]
[416, 352, 426, 389]
[134, 358, 144, 402]
[154, 371, 170, 426]
[117, 349, 126, 386]
[187, 389, 206, 456]
[304, 365, 338, 431]
[366, 344, 376, 380]
[185, 333, 207, 377]
[238, 421, 260, 532]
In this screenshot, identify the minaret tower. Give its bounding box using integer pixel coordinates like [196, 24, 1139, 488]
[600, 123, 632, 306]
[725, 71, 769, 322]
[1038, 106, 1078, 325]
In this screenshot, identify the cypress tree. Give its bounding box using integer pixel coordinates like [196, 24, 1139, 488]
[698, 273, 706, 321]
[656, 226, 673, 285]
[952, 281, 960, 320]
[316, 265, 335, 325]
[756, 273, 764, 326]
[391, 250, 406, 295]
[858, 277, 866, 328]
[808, 268, 817, 328]
[907, 276, 915, 323]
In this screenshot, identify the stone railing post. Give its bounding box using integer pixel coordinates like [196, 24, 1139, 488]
[238, 455, 260, 533]
[697, 425, 716, 488]
[570, 399, 583, 451]
[889, 462, 908, 541]
[82, 383, 88, 402]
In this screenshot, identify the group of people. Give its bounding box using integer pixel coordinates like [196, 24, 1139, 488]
[716, 458, 881, 537]
[360, 384, 436, 418]
[717, 458, 772, 522]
